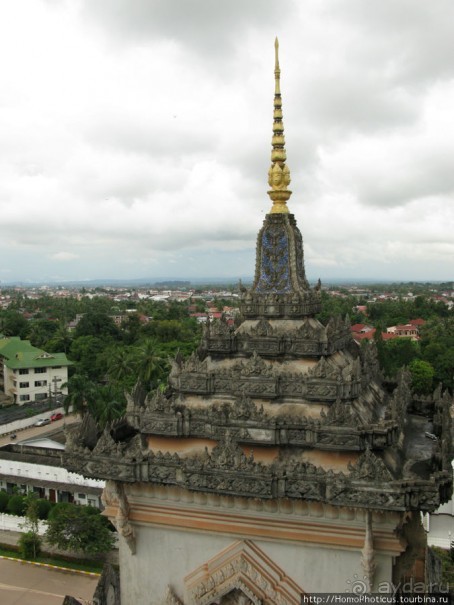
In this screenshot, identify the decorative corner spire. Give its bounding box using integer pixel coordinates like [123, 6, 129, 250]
[268, 38, 292, 214]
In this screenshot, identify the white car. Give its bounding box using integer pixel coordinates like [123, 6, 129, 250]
[34, 418, 51, 427]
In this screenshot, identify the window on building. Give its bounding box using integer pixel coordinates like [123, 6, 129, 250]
[19, 369, 29, 375]
[19, 394, 30, 402]
[78, 493, 86, 499]
[35, 393, 47, 401]
[35, 368, 46, 374]
[34, 380, 47, 387]
[19, 382, 29, 388]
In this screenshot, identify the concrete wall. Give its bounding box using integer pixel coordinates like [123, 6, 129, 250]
[0, 406, 66, 436]
[0, 457, 104, 490]
[0, 512, 47, 535]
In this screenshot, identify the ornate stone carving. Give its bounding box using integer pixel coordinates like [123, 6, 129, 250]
[125, 380, 146, 412]
[185, 540, 304, 605]
[182, 351, 208, 374]
[320, 398, 362, 427]
[348, 448, 393, 482]
[229, 392, 266, 421]
[102, 481, 136, 554]
[145, 389, 174, 413]
[208, 432, 255, 470]
[209, 317, 232, 337]
[92, 428, 122, 458]
[123, 433, 148, 462]
[250, 318, 274, 337]
[240, 351, 273, 377]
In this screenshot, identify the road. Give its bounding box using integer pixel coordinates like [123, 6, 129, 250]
[0, 414, 79, 447]
[0, 557, 99, 605]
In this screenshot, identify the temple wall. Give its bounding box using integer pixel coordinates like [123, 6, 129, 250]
[118, 521, 394, 604]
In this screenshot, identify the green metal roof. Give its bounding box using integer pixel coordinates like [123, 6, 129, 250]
[0, 337, 73, 370]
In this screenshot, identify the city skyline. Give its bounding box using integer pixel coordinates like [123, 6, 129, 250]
[1, 1, 453, 284]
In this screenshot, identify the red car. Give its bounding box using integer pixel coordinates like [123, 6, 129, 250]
[50, 413, 63, 422]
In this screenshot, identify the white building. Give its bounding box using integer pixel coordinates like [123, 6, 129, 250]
[0, 337, 72, 405]
[0, 435, 104, 507]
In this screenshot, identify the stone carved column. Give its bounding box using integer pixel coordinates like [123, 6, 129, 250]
[102, 480, 136, 555]
[361, 510, 376, 591]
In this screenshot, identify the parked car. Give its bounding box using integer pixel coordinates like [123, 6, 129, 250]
[50, 413, 63, 422]
[34, 418, 51, 427]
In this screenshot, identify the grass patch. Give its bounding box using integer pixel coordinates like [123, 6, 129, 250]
[0, 543, 103, 573]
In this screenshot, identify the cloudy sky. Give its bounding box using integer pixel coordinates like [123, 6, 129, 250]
[1, 1, 453, 284]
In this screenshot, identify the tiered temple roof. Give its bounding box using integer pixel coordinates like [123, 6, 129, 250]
[64, 40, 452, 519]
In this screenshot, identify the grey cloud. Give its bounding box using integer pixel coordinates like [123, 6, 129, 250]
[81, 0, 296, 57]
[346, 144, 454, 208]
[328, 0, 454, 86]
[84, 113, 216, 160]
[300, 74, 418, 135]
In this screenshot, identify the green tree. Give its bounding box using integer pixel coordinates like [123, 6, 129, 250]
[0, 311, 30, 339]
[88, 384, 126, 429]
[36, 498, 52, 520]
[135, 339, 168, 390]
[6, 494, 26, 516]
[409, 359, 435, 395]
[75, 312, 120, 339]
[0, 490, 9, 512]
[28, 319, 58, 348]
[121, 313, 142, 344]
[420, 317, 454, 390]
[45, 323, 73, 354]
[45, 503, 115, 555]
[19, 493, 42, 559]
[104, 345, 138, 390]
[377, 338, 420, 378]
[63, 373, 98, 416]
[70, 335, 106, 379]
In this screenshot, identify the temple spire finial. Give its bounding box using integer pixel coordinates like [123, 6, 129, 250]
[268, 38, 292, 214]
[274, 37, 281, 95]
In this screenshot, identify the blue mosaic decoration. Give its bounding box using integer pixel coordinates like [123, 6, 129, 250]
[255, 221, 291, 292]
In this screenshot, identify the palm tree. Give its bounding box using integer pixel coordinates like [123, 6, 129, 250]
[135, 339, 168, 390]
[88, 384, 126, 429]
[47, 323, 73, 354]
[62, 373, 97, 417]
[105, 345, 138, 388]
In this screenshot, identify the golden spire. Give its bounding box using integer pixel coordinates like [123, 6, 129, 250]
[268, 37, 292, 214]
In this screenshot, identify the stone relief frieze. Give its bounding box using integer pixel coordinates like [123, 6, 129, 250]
[306, 382, 338, 400]
[64, 426, 450, 511]
[179, 375, 210, 393]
